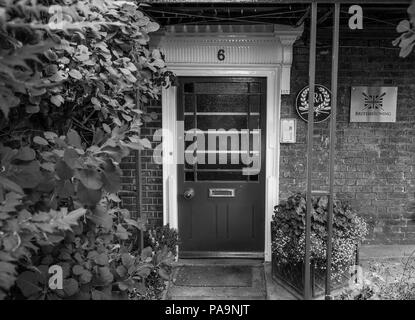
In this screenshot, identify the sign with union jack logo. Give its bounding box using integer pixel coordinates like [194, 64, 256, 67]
[350, 87, 397, 122]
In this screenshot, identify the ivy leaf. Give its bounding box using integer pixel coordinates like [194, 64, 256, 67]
[25, 105, 40, 114]
[72, 265, 84, 275]
[14, 146, 36, 161]
[9, 162, 42, 189]
[140, 138, 151, 149]
[33, 136, 49, 146]
[0, 261, 17, 293]
[400, 41, 415, 58]
[44, 50, 58, 62]
[91, 97, 101, 109]
[50, 70, 68, 82]
[0, 176, 24, 194]
[397, 20, 411, 33]
[116, 265, 127, 277]
[89, 205, 112, 229]
[66, 130, 83, 149]
[55, 160, 74, 180]
[63, 148, 80, 169]
[135, 265, 152, 278]
[115, 224, 129, 240]
[158, 268, 170, 281]
[63, 278, 79, 297]
[69, 69, 82, 80]
[102, 161, 121, 193]
[0, 261, 16, 276]
[100, 146, 125, 163]
[124, 218, 145, 231]
[59, 208, 86, 230]
[50, 95, 64, 107]
[146, 21, 160, 33]
[98, 267, 113, 284]
[121, 253, 134, 268]
[140, 247, 153, 260]
[94, 253, 109, 266]
[40, 162, 55, 172]
[56, 180, 75, 198]
[77, 169, 104, 190]
[87, 251, 99, 260]
[16, 271, 43, 298]
[79, 270, 92, 284]
[127, 137, 151, 149]
[102, 123, 111, 133]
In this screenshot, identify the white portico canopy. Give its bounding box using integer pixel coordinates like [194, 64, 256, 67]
[151, 24, 303, 94]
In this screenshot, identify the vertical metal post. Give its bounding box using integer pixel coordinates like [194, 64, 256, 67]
[325, 2, 340, 300]
[135, 89, 144, 252]
[304, 2, 317, 300]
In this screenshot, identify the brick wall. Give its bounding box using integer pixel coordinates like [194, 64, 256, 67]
[120, 99, 163, 227]
[280, 27, 415, 244]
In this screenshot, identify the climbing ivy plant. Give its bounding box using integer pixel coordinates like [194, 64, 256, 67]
[394, 0, 415, 57]
[0, 0, 175, 300]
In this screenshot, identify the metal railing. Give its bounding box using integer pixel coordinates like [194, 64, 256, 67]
[304, 2, 340, 300]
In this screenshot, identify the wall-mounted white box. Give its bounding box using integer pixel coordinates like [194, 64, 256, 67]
[280, 118, 297, 143]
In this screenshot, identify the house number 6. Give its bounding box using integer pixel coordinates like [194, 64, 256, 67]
[217, 49, 225, 61]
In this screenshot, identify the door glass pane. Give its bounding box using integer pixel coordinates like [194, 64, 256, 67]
[184, 116, 195, 130]
[194, 82, 249, 94]
[249, 95, 260, 113]
[197, 115, 247, 131]
[185, 95, 194, 112]
[197, 171, 248, 181]
[249, 82, 263, 93]
[182, 79, 264, 182]
[184, 83, 194, 93]
[196, 95, 249, 112]
[248, 115, 260, 130]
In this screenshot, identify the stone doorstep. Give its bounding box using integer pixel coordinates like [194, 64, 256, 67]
[166, 264, 267, 300]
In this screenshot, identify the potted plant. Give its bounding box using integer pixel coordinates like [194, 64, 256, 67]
[271, 193, 368, 298]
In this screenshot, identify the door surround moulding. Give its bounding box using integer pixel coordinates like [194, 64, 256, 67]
[151, 24, 303, 95]
[151, 24, 302, 262]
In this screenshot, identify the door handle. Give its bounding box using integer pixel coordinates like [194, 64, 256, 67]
[183, 188, 195, 200]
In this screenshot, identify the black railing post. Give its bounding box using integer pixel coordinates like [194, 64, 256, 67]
[325, 2, 340, 300]
[135, 89, 144, 253]
[304, 2, 318, 301]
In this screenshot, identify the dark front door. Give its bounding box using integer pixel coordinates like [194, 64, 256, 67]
[177, 77, 266, 258]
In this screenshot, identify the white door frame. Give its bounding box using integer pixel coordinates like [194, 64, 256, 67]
[161, 65, 281, 262]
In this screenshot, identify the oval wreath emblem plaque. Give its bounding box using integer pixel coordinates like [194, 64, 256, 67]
[295, 85, 332, 123]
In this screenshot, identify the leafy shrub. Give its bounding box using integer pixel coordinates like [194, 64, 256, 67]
[339, 252, 415, 300]
[272, 193, 368, 282]
[129, 269, 168, 300]
[145, 224, 179, 256]
[0, 0, 175, 300]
